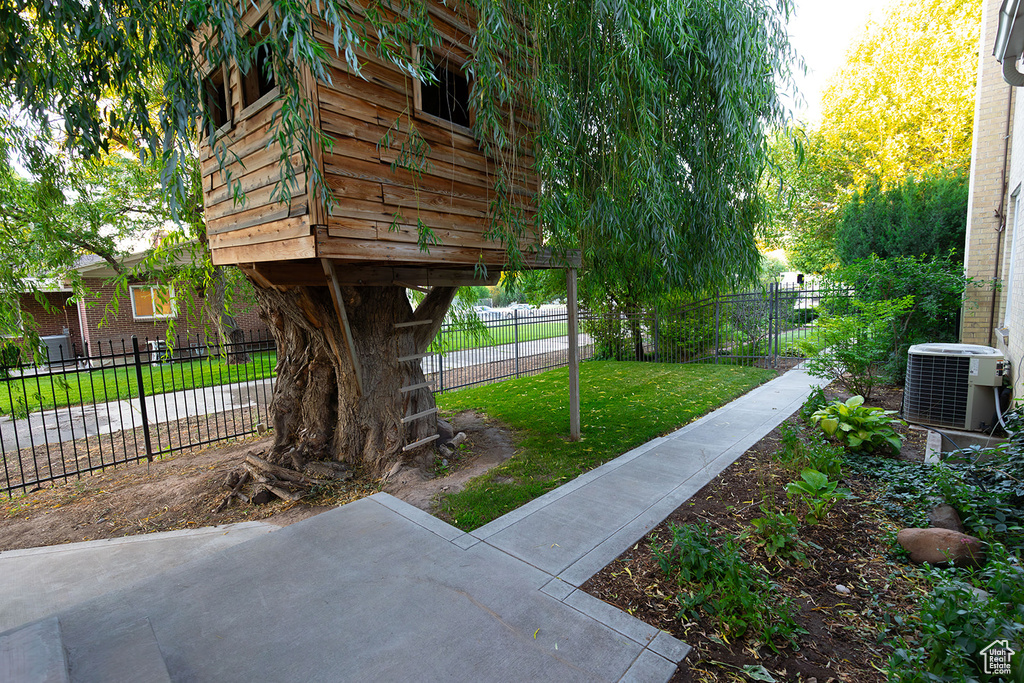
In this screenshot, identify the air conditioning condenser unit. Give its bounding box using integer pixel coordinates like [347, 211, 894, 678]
[903, 344, 1009, 432]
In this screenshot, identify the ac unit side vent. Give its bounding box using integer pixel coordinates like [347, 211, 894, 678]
[904, 353, 970, 428]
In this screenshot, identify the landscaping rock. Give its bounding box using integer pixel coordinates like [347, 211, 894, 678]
[436, 419, 455, 445]
[928, 504, 964, 533]
[897, 528, 986, 568]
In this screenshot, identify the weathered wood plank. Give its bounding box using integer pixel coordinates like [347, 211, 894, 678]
[212, 235, 317, 265]
[207, 217, 311, 249]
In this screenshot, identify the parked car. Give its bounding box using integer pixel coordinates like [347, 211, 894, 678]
[473, 305, 501, 322]
[507, 303, 536, 317]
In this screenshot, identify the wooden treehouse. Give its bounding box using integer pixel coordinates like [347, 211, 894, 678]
[196, 1, 582, 455]
[196, 1, 567, 291]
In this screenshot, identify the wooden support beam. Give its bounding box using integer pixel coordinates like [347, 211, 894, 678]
[396, 353, 430, 362]
[394, 319, 433, 328]
[567, 267, 581, 441]
[399, 382, 432, 393]
[322, 259, 365, 396]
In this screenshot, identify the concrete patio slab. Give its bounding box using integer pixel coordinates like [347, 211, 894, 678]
[0, 522, 278, 633]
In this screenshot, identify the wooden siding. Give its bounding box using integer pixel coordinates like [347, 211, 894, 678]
[199, 0, 540, 269]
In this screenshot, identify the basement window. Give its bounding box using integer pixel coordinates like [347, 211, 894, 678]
[131, 285, 176, 321]
[201, 66, 231, 134]
[417, 52, 471, 129]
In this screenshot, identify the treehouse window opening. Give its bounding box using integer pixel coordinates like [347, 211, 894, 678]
[419, 56, 471, 129]
[241, 39, 276, 110]
[202, 67, 230, 132]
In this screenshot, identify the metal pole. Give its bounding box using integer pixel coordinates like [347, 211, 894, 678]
[132, 336, 154, 462]
[567, 269, 581, 441]
[714, 295, 721, 365]
[514, 310, 520, 378]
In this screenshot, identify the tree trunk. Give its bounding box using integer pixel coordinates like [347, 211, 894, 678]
[252, 282, 455, 476]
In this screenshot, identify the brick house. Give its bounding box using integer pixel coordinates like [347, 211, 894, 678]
[964, 0, 1024, 399]
[16, 252, 269, 362]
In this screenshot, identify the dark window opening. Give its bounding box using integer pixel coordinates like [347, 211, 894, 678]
[420, 58, 471, 128]
[241, 41, 276, 108]
[202, 68, 229, 131]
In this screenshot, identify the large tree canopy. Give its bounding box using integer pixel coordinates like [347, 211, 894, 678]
[1, 0, 799, 474]
[771, 0, 979, 272]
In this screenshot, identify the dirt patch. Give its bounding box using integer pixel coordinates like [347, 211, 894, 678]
[0, 411, 516, 552]
[384, 411, 515, 512]
[582, 386, 926, 682]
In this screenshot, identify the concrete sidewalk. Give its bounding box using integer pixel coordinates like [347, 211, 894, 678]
[0, 366, 818, 682]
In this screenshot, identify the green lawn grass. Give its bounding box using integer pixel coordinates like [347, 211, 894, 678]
[435, 320, 570, 353]
[435, 360, 776, 530]
[0, 351, 277, 416]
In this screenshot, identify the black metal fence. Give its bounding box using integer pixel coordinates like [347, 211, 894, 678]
[0, 331, 276, 494]
[1, 282, 845, 495]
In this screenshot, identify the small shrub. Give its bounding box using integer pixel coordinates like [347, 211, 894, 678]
[747, 508, 814, 566]
[800, 296, 915, 399]
[811, 395, 903, 454]
[775, 423, 844, 479]
[653, 523, 802, 651]
[785, 468, 854, 525]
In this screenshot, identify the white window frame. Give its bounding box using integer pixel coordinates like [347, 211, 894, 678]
[130, 285, 177, 321]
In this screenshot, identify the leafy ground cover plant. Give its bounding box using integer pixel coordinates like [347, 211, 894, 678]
[812, 395, 903, 454]
[775, 422, 845, 478]
[746, 507, 815, 566]
[786, 468, 854, 524]
[653, 523, 802, 651]
[887, 544, 1024, 682]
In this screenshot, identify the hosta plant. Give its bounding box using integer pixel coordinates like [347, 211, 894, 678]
[812, 395, 903, 454]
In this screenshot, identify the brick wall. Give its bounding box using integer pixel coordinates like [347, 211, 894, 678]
[964, 0, 1016, 346]
[77, 277, 269, 356]
[11, 291, 83, 360]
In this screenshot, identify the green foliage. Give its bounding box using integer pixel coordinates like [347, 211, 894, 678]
[654, 523, 801, 650]
[812, 395, 903, 454]
[0, 341, 21, 377]
[827, 254, 972, 381]
[887, 545, 1024, 682]
[656, 291, 717, 360]
[767, 0, 978, 272]
[801, 296, 915, 399]
[775, 423, 845, 478]
[836, 170, 969, 264]
[785, 469, 853, 525]
[436, 362, 775, 530]
[799, 385, 828, 425]
[747, 508, 813, 567]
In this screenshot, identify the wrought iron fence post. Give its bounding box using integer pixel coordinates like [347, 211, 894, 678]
[131, 336, 154, 462]
[714, 295, 721, 365]
[653, 308, 660, 362]
[514, 310, 520, 378]
[439, 352, 444, 393]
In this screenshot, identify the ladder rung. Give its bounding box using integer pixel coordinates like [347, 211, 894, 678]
[400, 407, 439, 424]
[402, 433, 440, 452]
[397, 353, 430, 362]
[394, 319, 433, 328]
[400, 382, 431, 394]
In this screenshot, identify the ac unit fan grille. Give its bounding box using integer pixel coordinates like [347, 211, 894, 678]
[904, 353, 970, 428]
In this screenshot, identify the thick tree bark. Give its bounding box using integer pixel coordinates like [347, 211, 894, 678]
[252, 282, 455, 476]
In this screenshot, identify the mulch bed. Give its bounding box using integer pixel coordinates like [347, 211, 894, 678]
[582, 385, 928, 682]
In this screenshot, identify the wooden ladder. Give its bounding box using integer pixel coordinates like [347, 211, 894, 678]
[395, 319, 440, 452]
